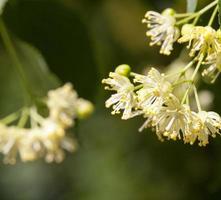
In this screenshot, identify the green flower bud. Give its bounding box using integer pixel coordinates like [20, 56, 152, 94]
[115, 64, 131, 77]
[77, 99, 94, 119]
[162, 8, 176, 16]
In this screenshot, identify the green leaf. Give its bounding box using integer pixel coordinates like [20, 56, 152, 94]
[0, 38, 60, 116]
[14, 39, 60, 96]
[3, 0, 99, 100]
[0, 0, 8, 15]
[187, 0, 198, 12]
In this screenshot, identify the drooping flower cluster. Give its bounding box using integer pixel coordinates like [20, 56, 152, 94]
[0, 83, 94, 164]
[103, 1, 221, 147]
[103, 65, 221, 146]
[142, 2, 221, 83]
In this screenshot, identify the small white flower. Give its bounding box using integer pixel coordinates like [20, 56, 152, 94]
[47, 83, 93, 128]
[189, 111, 221, 146]
[178, 25, 221, 60]
[142, 9, 180, 55]
[0, 125, 22, 164]
[154, 94, 192, 141]
[47, 83, 78, 128]
[21, 118, 76, 163]
[135, 68, 172, 117]
[202, 52, 221, 83]
[102, 72, 137, 120]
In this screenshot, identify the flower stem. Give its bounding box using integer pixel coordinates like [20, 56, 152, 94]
[208, 6, 218, 26]
[193, 15, 200, 25]
[130, 72, 140, 77]
[191, 57, 203, 80]
[181, 56, 204, 104]
[193, 86, 201, 112]
[30, 107, 44, 125]
[17, 108, 29, 128]
[0, 19, 33, 105]
[173, 80, 193, 88]
[0, 111, 20, 125]
[175, 13, 193, 18]
[166, 61, 195, 79]
[176, 0, 218, 25]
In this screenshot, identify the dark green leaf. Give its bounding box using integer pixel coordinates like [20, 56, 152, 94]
[3, 0, 99, 101]
[0, 0, 8, 15]
[187, 0, 198, 12]
[0, 38, 60, 116]
[14, 39, 60, 96]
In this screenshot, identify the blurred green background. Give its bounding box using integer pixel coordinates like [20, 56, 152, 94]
[0, 0, 221, 199]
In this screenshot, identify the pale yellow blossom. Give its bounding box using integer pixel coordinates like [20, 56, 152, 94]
[154, 94, 192, 141]
[142, 9, 180, 55]
[202, 52, 221, 83]
[178, 25, 221, 60]
[134, 68, 172, 131]
[47, 83, 78, 128]
[102, 72, 137, 120]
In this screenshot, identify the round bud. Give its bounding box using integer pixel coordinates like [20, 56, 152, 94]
[115, 64, 131, 76]
[181, 24, 194, 36]
[162, 8, 176, 16]
[77, 99, 94, 119]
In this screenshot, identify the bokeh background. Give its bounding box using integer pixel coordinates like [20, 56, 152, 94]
[0, 0, 221, 199]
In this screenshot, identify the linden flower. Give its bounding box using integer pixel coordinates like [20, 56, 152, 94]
[47, 83, 79, 128]
[0, 123, 38, 164]
[154, 94, 191, 141]
[34, 119, 77, 163]
[0, 125, 23, 164]
[0, 84, 92, 164]
[135, 68, 172, 117]
[37, 119, 76, 163]
[188, 111, 221, 146]
[0, 126, 33, 164]
[47, 83, 94, 127]
[102, 72, 137, 120]
[26, 117, 76, 163]
[0, 119, 77, 164]
[202, 52, 221, 83]
[142, 8, 180, 55]
[178, 25, 221, 59]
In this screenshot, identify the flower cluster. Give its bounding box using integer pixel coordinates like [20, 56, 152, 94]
[0, 83, 94, 164]
[103, 65, 221, 146]
[103, 1, 221, 146]
[142, 2, 221, 83]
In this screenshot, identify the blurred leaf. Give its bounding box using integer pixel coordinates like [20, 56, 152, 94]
[0, 36, 60, 115]
[0, 0, 8, 15]
[3, 0, 99, 100]
[0, 48, 23, 115]
[14, 39, 60, 96]
[187, 0, 198, 12]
